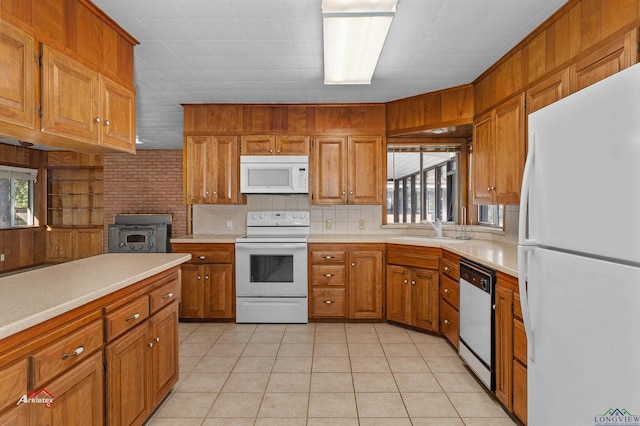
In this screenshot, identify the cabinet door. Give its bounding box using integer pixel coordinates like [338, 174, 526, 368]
[179, 264, 203, 318]
[0, 21, 35, 129]
[149, 303, 179, 406]
[41, 45, 100, 143]
[348, 136, 383, 204]
[0, 404, 28, 426]
[385, 265, 411, 324]
[348, 250, 383, 319]
[45, 228, 75, 263]
[312, 136, 348, 204]
[513, 360, 528, 424]
[184, 136, 216, 204]
[526, 69, 569, 114]
[101, 76, 136, 153]
[30, 351, 103, 426]
[106, 323, 152, 426]
[211, 136, 240, 204]
[494, 285, 514, 411]
[472, 111, 493, 204]
[412, 268, 439, 331]
[75, 228, 103, 259]
[0, 360, 27, 416]
[203, 263, 234, 318]
[493, 94, 525, 205]
[241, 135, 275, 155]
[276, 135, 309, 155]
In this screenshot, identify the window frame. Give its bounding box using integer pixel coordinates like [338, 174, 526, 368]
[0, 165, 37, 229]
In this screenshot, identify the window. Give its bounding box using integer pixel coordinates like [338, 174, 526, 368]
[478, 204, 503, 227]
[0, 166, 37, 229]
[386, 146, 458, 224]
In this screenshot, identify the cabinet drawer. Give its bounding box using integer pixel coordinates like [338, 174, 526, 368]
[105, 295, 149, 342]
[311, 250, 346, 263]
[30, 319, 103, 389]
[513, 292, 523, 319]
[440, 275, 459, 309]
[311, 288, 346, 317]
[311, 265, 345, 286]
[513, 318, 527, 365]
[441, 257, 460, 281]
[149, 279, 179, 313]
[387, 246, 439, 270]
[187, 250, 233, 263]
[513, 359, 528, 424]
[439, 299, 459, 348]
[0, 359, 27, 413]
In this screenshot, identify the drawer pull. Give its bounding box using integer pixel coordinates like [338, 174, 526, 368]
[154, 337, 160, 343]
[411, 280, 416, 285]
[323, 300, 334, 304]
[198, 255, 207, 260]
[162, 292, 174, 299]
[62, 345, 84, 360]
[125, 313, 141, 322]
[444, 266, 451, 272]
[404, 279, 408, 284]
[324, 274, 334, 277]
[444, 289, 451, 294]
[444, 319, 454, 325]
[148, 342, 154, 348]
[323, 256, 335, 259]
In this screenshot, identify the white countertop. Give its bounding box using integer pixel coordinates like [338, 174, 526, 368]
[0, 253, 191, 340]
[172, 233, 518, 276]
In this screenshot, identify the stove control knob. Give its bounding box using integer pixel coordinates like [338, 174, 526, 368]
[299, 212, 306, 219]
[138, 244, 143, 249]
[259, 213, 264, 219]
[292, 212, 298, 219]
[252, 213, 258, 220]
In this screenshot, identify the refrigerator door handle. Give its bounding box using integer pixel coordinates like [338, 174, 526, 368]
[519, 132, 536, 246]
[518, 245, 535, 362]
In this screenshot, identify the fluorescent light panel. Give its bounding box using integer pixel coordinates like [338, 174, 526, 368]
[322, 0, 398, 85]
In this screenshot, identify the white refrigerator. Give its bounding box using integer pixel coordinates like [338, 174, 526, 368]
[519, 62, 640, 426]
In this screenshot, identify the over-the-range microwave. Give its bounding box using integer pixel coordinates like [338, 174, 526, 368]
[240, 155, 309, 194]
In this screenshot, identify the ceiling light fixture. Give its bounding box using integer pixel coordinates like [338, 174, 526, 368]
[322, 0, 398, 85]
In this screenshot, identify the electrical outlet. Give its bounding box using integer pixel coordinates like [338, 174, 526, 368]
[226, 219, 233, 231]
[359, 219, 365, 230]
[326, 219, 333, 229]
[0, 253, 4, 262]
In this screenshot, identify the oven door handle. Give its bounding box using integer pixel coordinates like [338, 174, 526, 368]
[236, 243, 308, 250]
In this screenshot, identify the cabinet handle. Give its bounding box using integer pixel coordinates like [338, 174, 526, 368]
[198, 255, 207, 260]
[205, 275, 209, 280]
[94, 117, 101, 123]
[324, 274, 334, 277]
[444, 266, 451, 272]
[125, 313, 140, 322]
[487, 186, 496, 191]
[444, 288, 451, 294]
[277, 149, 281, 153]
[269, 149, 273, 153]
[148, 342, 154, 348]
[323, 256, 334, 259]
[162, 292, 174, 299]
[403, 279, 408, 284]
[444, 319, 453, 325]
[323, 300, 334, 304]
[342, 191, 346, 195]
[350, 191, 353, 195]
[351, 262, 355, 267]
[197, 275, 201, 280]
[155, 337, 160, 343]
[104, 119, 110, 126]
[411, 280, 416, 285]
[62, 344, 84, 360]
[206, 191, 210, 195]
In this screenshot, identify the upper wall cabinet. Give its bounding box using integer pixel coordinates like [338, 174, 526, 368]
[473, 93, 525, 205]
[0, 21, 36, 130]
[241, 135, 310, 156]
[40, 46, 136, 153]
[0, 3, 138, 154]
[526, 69, 570, 114]
[312, 135, 383, 205]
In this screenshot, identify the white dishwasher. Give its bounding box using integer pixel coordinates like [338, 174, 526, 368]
[458, 258, 496, 390]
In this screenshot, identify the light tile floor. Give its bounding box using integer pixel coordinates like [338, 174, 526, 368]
[147, 322, 517, 425]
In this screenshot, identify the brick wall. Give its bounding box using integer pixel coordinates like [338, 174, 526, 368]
[103, 150, 187, 251]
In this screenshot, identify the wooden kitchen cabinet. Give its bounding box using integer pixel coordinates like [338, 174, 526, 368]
[308, 244, 384, 319]
[172, 243, 235, 319]
[526, 69, 569, 114]
[494, 271, 528, 425]
[312, 135, 383, 205]
[41, 45, 136, 153]
[386, 245, 440, 331]
[0, 21, 36, 130]
[439, 250, 460, 348]
[45, 227, 104, 263]
[472, 93, 525, 205]
[0, 360, 28, 424]
[241, 135, 309, 155]
[184, 135, 242, 205]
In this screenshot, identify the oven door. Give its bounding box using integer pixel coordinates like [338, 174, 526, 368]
[235, 242, 308, 297]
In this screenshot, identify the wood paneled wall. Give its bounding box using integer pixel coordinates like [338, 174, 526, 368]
[474, 0, 640, 114]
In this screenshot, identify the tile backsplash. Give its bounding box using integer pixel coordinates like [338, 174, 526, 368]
[191, 194, 519, 244]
